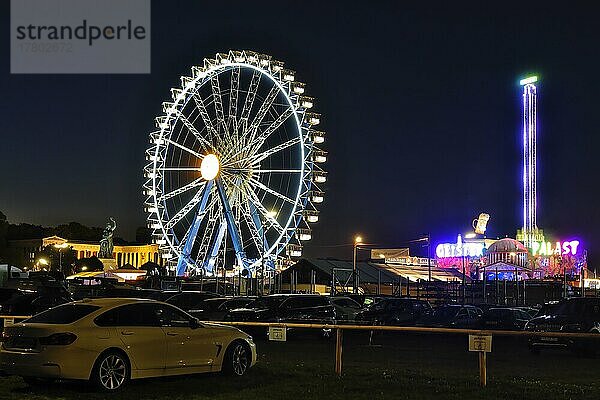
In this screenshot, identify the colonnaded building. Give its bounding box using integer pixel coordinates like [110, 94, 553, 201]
[6, 236, 160, 270]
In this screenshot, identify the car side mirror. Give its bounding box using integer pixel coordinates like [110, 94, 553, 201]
[190, 318, 201, 329]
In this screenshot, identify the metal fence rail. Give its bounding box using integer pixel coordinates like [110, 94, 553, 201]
[213, 321, 600, 387]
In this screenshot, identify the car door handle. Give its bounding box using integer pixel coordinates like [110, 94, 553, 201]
[166, 331, 179, 336]
[121, 330, 134, 336]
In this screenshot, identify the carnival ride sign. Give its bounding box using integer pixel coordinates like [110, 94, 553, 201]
[436, 241, 484, 258]
[530, 240, 580, 257]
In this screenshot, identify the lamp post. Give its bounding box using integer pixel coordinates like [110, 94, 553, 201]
[461, 251, 466, 305]
[426, 233, 431, 284]
[54, 243, 69, 275]
[38, 258, 49, 271]
[353, 236, 362, 294]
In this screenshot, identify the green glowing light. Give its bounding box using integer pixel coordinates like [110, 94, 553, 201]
[519, 76, 538, 85]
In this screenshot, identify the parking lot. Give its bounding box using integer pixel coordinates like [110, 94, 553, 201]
[1, 331, 599, 400]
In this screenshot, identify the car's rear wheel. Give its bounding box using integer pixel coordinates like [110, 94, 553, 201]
[91, 350, 130, 391]
[223, 341, 251, 376]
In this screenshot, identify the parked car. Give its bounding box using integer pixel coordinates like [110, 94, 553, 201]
[516, 307, 539, 319]
[532, 301, 560, 318]
[0, 298, 257, 391]
[479, 307, 531, 330]
[68, 278, 158, 300]
[355, 298, 432, 326]
[416, 304, 481, 328]
[189, 297, 256, 321]
[0, 281, 73, 320]
[525, 297, 600, 354]
[163, 291, 219, 312]
[225, 294, 336, 325]
[330, 296, 363, 322]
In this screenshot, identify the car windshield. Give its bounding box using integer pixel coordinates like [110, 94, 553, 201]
[201, 299, 229, 311]
[246, 296, 287, 309]
[24, 304, 100, 324]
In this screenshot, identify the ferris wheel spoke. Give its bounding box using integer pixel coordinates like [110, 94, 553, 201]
[164, 138, 204, 159]
[246, 190, 285, 234]
[162, 167, 202, 171]
[158, 177, 204, 202]
[248, 136, 301, 165]
[164, 187, 211, 231]
[174, 109, 214, 153]
[248, 177, 295, 205]
[191, 91, 219, 141]
[246, 84, 280, 142]
[228, 66, 240, 132]
[210, 75, 228, 138]
[253, 169, 303, 174]
[248, 106, 295, 154]
[240, 69, 261, 123]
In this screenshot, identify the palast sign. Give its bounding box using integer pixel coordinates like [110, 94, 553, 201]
[530, 240, 580, 257]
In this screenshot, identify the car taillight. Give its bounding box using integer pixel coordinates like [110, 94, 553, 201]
[39, 333, 77, 346]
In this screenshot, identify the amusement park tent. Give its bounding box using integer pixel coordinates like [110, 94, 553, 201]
[280, 258, 467, 289]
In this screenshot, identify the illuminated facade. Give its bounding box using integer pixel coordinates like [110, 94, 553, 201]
[7, 236, 160, 269]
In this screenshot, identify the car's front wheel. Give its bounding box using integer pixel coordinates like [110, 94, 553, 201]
[223, 341, 251, 376]
[91, 350, 130, 391]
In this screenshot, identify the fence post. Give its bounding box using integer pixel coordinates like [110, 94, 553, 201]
[335, 328, 343, 376]
[478, 351, 487, 387]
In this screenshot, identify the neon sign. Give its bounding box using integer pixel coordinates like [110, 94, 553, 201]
[436, 235, 484, 258]
[530, 240, 580, 257]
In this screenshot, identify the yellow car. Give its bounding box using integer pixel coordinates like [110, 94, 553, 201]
[0, 298, 256, 391]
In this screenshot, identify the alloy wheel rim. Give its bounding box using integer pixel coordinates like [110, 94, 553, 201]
[232, 344, 249, 376]
[99, 355, 126, 389]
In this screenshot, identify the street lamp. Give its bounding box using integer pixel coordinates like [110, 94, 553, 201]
[54, 243, 69, 274]
[38, 258, 49, 271]
[353, 235, 362, 294]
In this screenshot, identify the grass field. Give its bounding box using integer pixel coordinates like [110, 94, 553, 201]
[0, 331, 597, 400]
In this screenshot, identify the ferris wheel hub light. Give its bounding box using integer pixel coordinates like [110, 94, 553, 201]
[200, 154, 220, 180]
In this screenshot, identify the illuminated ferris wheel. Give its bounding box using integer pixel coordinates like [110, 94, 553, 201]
[143, 50, 326, 276]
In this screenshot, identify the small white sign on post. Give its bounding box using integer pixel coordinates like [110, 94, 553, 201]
[268, 326, 287, 342]
[3, 317, 15, 328]
[469, 334, 492, 352]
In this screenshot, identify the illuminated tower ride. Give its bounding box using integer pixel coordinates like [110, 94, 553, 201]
[517, 76, 544, 247]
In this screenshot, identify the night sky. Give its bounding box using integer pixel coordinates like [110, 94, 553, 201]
[1, 2, 599, 263]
